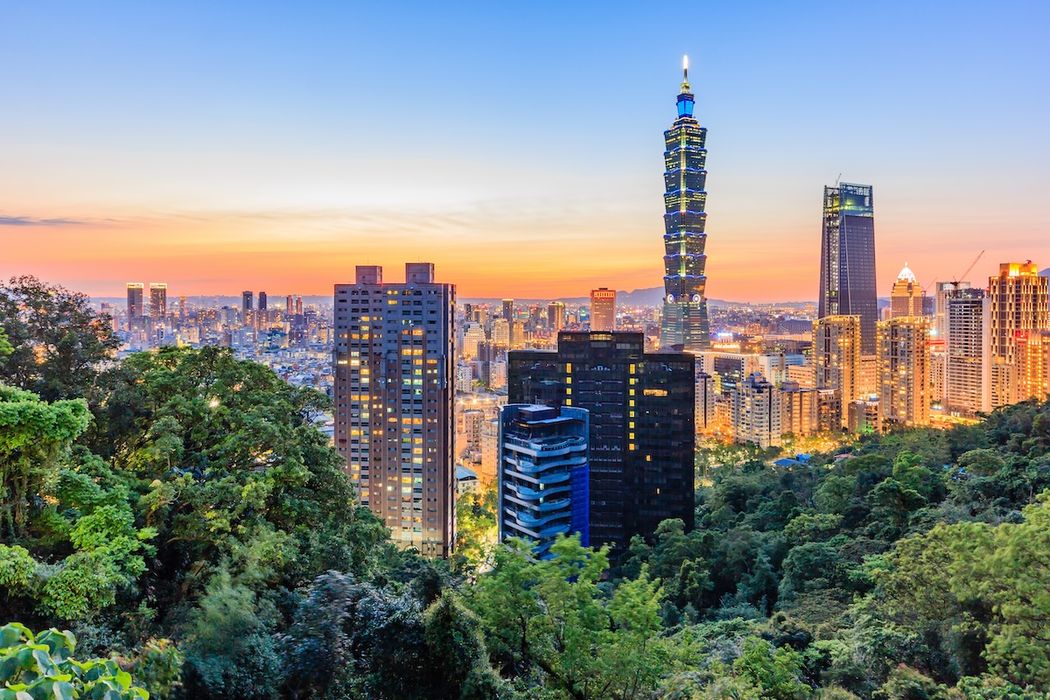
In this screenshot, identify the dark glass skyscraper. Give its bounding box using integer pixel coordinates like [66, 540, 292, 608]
[660, 57, 711, 352]
[819, 183, 878, 353]
[509, 331, 695, 548]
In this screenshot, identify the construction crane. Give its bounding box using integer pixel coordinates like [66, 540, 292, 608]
[953, 249, 985, 285]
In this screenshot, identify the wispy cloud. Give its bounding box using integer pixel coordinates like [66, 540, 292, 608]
[0, 215, 85, 226]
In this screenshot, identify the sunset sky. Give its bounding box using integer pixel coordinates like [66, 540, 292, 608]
[3, 1, 1049, 301]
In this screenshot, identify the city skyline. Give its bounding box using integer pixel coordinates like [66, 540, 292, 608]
[3, 3, 1048, 301]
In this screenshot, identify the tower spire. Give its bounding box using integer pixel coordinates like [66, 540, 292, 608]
[681, 54, 690, 91]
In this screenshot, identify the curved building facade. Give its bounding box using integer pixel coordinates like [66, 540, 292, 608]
[660, 57, 711, 352]
[497, 404, 589, 558]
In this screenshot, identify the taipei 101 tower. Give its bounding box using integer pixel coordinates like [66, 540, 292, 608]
[659, 55, 711, 352]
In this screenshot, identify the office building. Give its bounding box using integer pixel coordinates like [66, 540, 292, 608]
[818, 183, 878, 353]
[126, 283, 145, 322]
[547, 301, 566, 332]
[589, 288, 617, 331]
[890, 263, 924, 318]
[241, 291, 253, 313]
[733, 373, 781, 448]
[877, 317, 930, 427]
[497, 404, 590, 558]
[148, 283, 167, 319]
[492, 318, 510, 348]
[509, 331, 695, 547]
[945, 287, 987, 416]
[934, 281, 971, 341]
[813, 315, 861, 428]
[660, 57, 711, 351]
[334, 263, 455, 557]
[986, 261, 1049, 408]
[258, 291, 267, 312]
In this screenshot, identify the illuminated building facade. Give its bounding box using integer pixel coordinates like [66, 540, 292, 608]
[732, 373, 781, 448]
[547, 301, 566, 332]
[589, 287, 616, 331]
[813, 315, 861, 428]
[877, 317, 931, 427]
[819, 183, 878, 353]
[126, 283, 144, 323]
[148, 283, 167, 319]
[334, 263, 456, 557]
[509, 331, 695, 547]
[986, 261, 1049, 408]
[890, 263, 924, 318]
[660, 57, 711, 351]
[497, 404, 590, 559]
[780, 381, 818, 438]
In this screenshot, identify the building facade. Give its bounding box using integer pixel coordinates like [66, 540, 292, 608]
[497, 404, 590, 558]
[589, 288, 617, 331]
[334, 263, 455, 557]
[126, 283, 144, 324]
[986, 261, 1049, 408]
[890, 263, 924, 318]
[877, 317, 931, 427]
[148, 283, 167, 319]
[660, 58, 711, 351]
[509, 331, 695, 547]
[733, 373, 781, 448]
[945, 287, 987, 416]
[818, 183, 878, 353]
[813, 315, 862, 428]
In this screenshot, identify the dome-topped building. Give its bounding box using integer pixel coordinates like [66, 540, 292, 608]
[891, 262, 925, 317]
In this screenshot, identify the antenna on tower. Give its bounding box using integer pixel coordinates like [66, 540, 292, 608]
[683, 54, 689, 82]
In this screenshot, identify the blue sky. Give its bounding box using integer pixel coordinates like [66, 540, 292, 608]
[2, 1, 1048, 299]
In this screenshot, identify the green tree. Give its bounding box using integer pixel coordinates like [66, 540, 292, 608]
[0, 276, 119, 401]
[0, 622, 148, 699]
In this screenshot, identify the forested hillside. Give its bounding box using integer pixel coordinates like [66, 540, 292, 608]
[1, 278, 1048, 699]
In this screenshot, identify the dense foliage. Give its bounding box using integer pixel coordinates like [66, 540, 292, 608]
[1, 280, 1048, 698]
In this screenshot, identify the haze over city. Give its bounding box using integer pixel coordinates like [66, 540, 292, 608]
[3, 1, 1048, 300]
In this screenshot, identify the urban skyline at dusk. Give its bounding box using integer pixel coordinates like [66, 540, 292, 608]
[3, 2, 1049, 300]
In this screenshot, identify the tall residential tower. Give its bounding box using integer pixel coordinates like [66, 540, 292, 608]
[334, 263, 456, 557]
[660, 56, 711, 352]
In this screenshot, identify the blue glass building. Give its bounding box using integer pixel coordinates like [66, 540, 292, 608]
[660, 57, 712, 352]
[497, 404, 589, 558]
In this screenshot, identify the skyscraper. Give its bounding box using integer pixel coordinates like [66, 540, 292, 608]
[589, 288, 616, 331]
[126, 283, 144, 323]
[509, 331, 695, 547]
[258, 291, 267, 311]
[286, 295, 295, 315]
[547, 301, 565, 332]
[945, 287, 987, 416]
[877, 317, 931, 427]
[733, 373, 781, 449]
[890, 263, 924, 318]
[819, 183, 878, 353]
[813, 315, 861, 428]
[986, 261, 1049, 408]
[660, 56, 711, 352]
[143, 283, 164, 319]
[241, 291, 253, 313]
[497, 404, 590, 558]
[334, 263, 455, 557]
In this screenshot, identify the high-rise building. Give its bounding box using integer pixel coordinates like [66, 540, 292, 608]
[295, 295, 303, 315]
[126, 283, 145, 322]
[780, 381, 818, 438]
[813, 315, 862, 428]
[847, 397, 882, 435]
[945, 287, 987, 416]
[877, 317, 930, 427]
[334, 263, 455, 557]
[818, 183, 878, 353]
[733, 373, 781, 449]
[258, 291, 267, 311]
[286, 295, 295, 315]
[660, 56, 711, 352]
[890, 263, 924, 318]
[986, 261, 1049, 409]
[147, 282, 167, 319]
[934, 281, 971, 341]
[589, 288, 616, 331]
[241, 291, 253, 313]
[497, 404, 590, 558]
[491, 318, 510, 348]
[696, 370, 716, 434]
[547, 301, 566, 332]
[509, 331, 695, 547]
